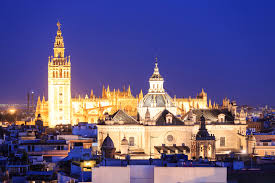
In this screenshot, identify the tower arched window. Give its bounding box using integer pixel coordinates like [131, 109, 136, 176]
[53, 72, 55, 78]
[208, 144, 212, 158]
[200, 145, 204, 157]
[60, 69, 62, 78]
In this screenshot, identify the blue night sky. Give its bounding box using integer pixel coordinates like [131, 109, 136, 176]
[0, 0, 274, 107]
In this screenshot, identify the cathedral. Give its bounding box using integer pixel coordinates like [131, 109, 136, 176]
[97, 58, 248, 159]
[36, 22, 213, 128]
[35, 22, 248, 159]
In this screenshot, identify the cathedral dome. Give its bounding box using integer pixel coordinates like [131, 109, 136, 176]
[102, 135, 114, 149]
[140, 93, 175, 108]
[137, 59, 177, 121]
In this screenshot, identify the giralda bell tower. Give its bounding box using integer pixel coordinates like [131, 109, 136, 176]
[48, 21, 71, 127]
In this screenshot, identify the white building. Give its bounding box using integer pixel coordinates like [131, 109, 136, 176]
[92, 166, 227, 183]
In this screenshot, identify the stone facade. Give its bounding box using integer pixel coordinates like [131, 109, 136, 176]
[97, 121, 247, 159]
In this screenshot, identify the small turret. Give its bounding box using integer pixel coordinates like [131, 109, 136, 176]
[36, 96, 41, 112]
[145, 107, 150, 122]
[42, 95, 46, 104]
[121, 136, 129, 155]
[37, 96, 41, 106]
[101, 134, 116, 159]
[90, 89, 94, 98]
[209, 99, 212, 109]
[191, 114, 216, 160]
[127, 85, 132, 97]
[107, 85, 111, 97]
[139, 89, 143, 101]
[102, 85, 107, 98]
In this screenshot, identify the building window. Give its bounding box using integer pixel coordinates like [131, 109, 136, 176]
[263, 142, 268, 146]
[129, 137, 134, 146]
[167, 135, 174, 142]
[208, 145, 212, 158]
[166, 113, 173, 124]
[220, 137, 225, 147]
[218, 114, 225, 122]
[200, 145, 204, 157]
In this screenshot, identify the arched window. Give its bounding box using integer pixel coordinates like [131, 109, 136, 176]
[60, 69, 62, 78]
[208, 145, 212, 158]
[200, 145, 204, 157]
[220, 137, 225, 147]
[129, 137, 135, 146]
[53, 71, 55, 78]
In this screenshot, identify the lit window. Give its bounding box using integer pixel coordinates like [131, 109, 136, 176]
[129, 137, 134, 146]
[220, 137, 225, 147]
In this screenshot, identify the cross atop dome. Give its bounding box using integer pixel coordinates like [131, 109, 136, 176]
[151, 57, 162, 80]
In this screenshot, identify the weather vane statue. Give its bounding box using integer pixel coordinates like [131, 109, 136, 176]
[57, 21, 61, 30]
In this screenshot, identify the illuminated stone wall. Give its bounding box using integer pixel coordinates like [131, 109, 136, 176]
[97, 124, 247, 159]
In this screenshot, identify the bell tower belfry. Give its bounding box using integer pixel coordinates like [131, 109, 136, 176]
[48, 21, 71, 127]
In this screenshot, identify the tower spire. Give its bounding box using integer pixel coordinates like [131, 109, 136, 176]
[54, 21, 65, 58]
[57, 21, 61, 30]
[127, 85, 131, 97]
